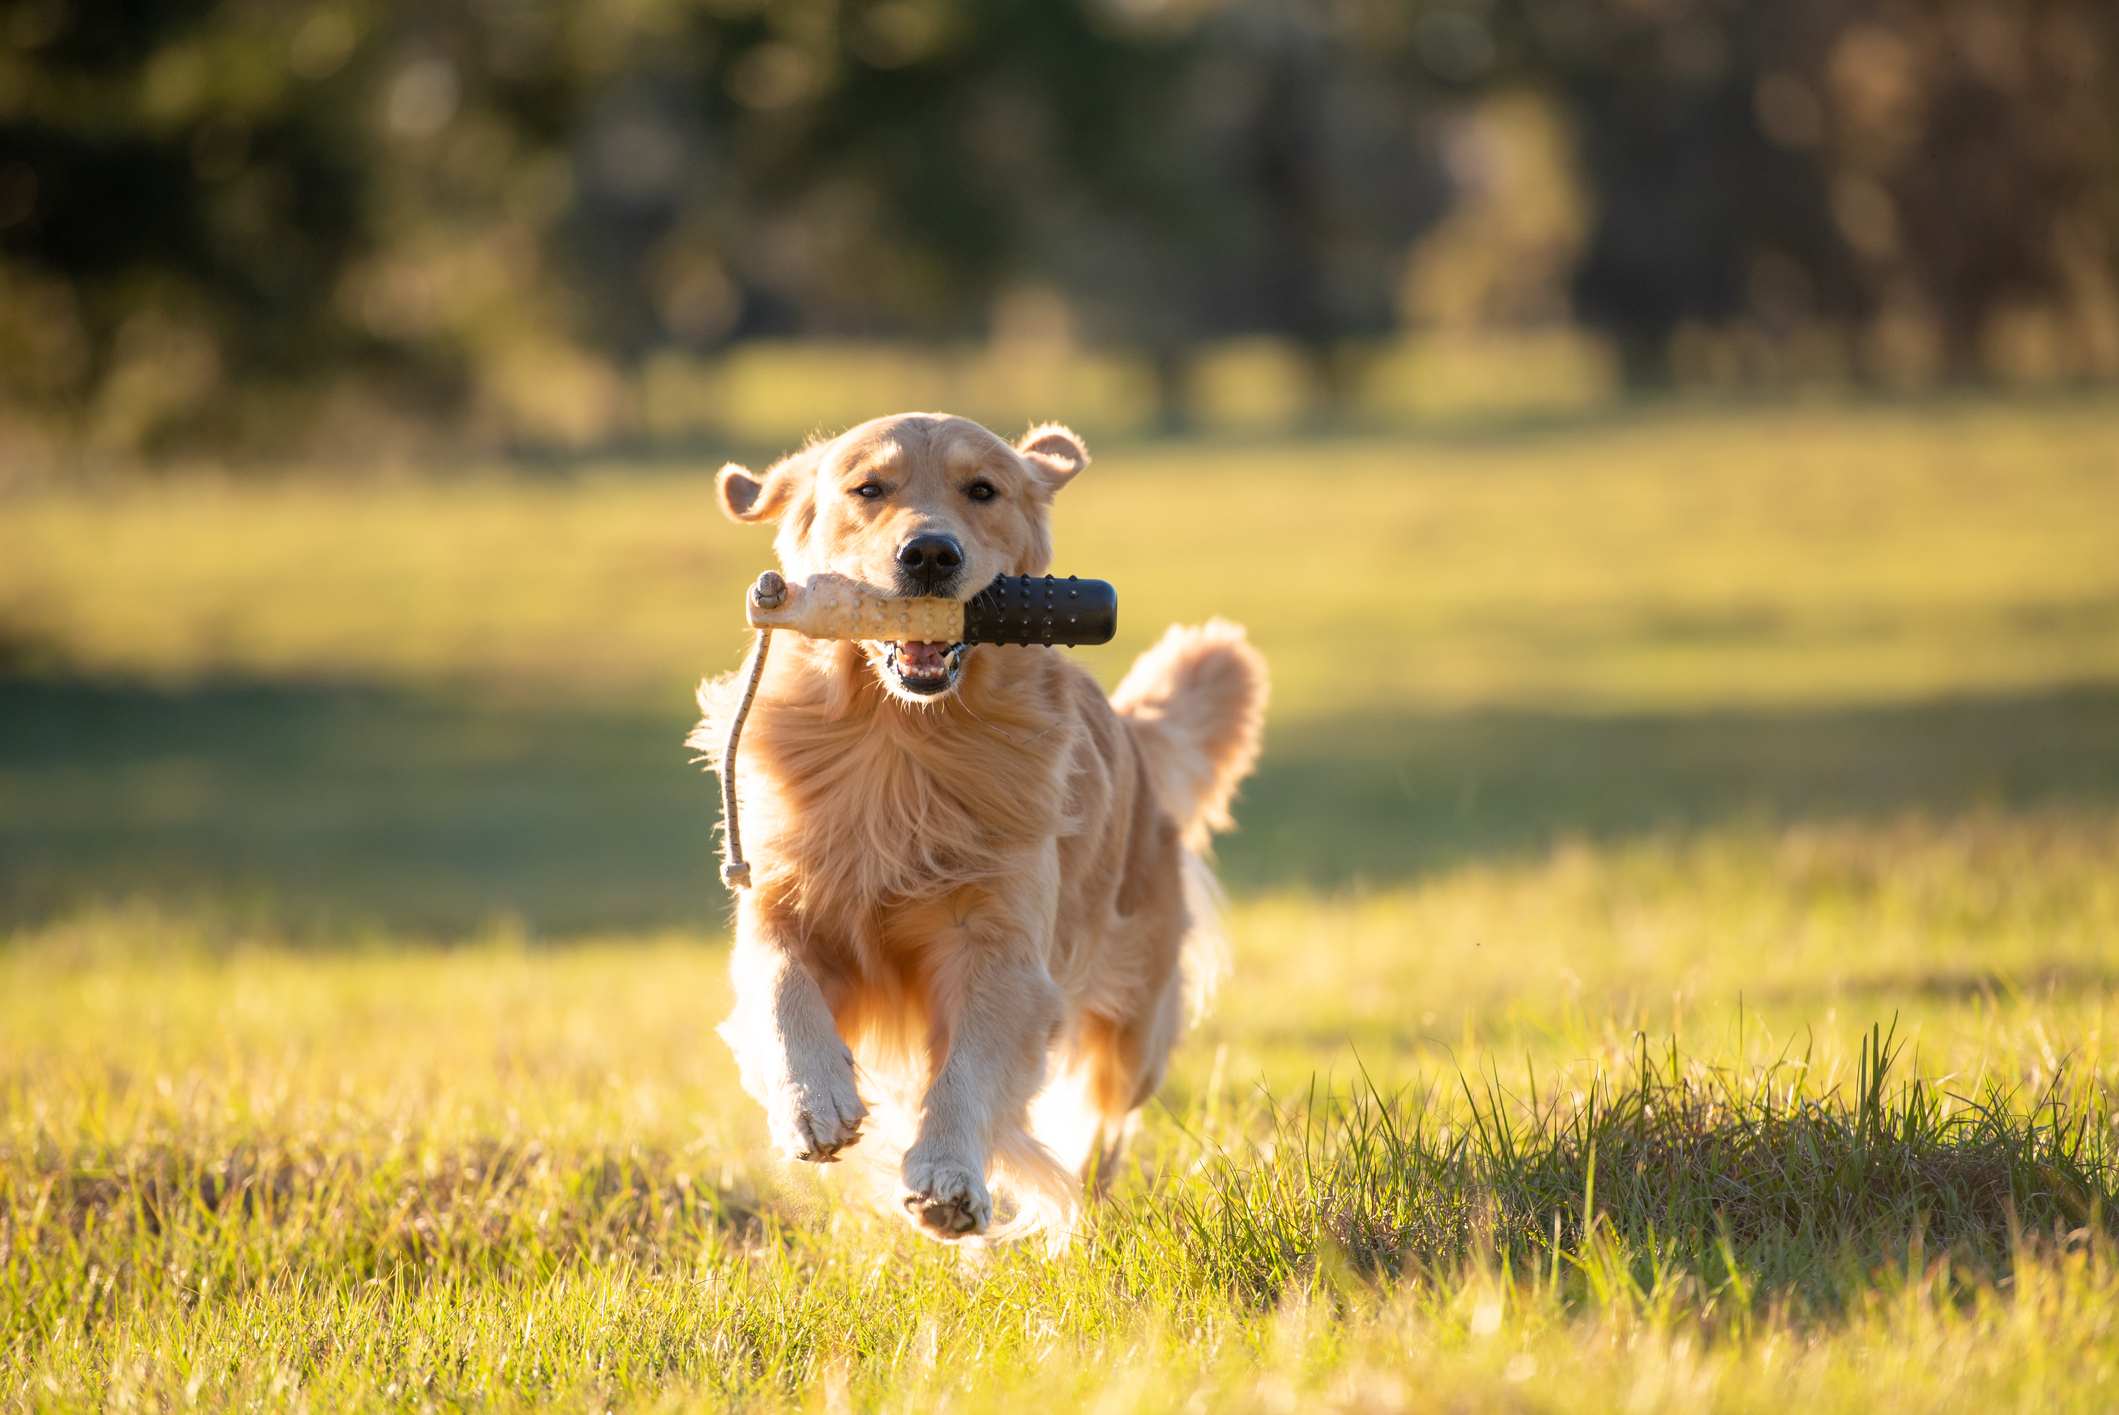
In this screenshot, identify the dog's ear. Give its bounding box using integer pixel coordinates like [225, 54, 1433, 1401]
[1017, 423, 1089, 491]
[717, 453, 805, 524]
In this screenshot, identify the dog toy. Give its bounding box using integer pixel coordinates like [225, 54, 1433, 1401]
[718, 571, 1118, 888]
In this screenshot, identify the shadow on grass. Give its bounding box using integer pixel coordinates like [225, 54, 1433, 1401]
[1219, 686, 2119, 890]
[0, 678, 726, 937]
[3, 675, 2115, 936]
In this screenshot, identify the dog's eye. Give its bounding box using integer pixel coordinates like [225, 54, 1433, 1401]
[854, 483, 884, 500]
[966, 481, 995, 502]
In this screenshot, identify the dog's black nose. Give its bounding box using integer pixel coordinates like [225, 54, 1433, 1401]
[896, 534, 963, 592]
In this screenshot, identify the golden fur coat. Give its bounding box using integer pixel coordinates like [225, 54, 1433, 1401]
[691, 413, 1267, 1242]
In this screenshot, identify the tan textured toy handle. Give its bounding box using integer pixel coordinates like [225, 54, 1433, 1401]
[745, 570, 966, 642]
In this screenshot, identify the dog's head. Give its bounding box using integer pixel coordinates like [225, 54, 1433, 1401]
[717, 413, 1089, 702]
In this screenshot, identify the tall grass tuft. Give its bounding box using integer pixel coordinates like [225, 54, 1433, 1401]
[1129, 1022, 2113, 1312]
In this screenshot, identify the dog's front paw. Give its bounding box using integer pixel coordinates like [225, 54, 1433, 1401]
[899, 1148, 991, 1237]
[769, 1050, 867, 1163]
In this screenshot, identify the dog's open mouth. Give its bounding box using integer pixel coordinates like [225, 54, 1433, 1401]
[882, 640, 966, 696]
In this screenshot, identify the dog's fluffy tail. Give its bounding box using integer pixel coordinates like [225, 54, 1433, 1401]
[1111, 619, 1269, 854]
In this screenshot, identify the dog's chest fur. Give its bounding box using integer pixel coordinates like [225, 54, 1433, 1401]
[731, 642, 1082, 911]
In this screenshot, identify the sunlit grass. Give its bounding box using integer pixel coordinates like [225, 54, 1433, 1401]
[8, 812, 2119, 1409]
[1064, 400, 2119, 717]
[4, 401, 2116, 716]
[1207, 809, 2119, 1082]
[6, 402, 2119, 1407]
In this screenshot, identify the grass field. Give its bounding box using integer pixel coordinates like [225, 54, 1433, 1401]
[5, 399, 2119, 1409]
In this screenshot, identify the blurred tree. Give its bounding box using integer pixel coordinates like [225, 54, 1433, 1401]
[0, 0, 2114, 457]
[609, 0, 1451, 419]
[0, 0, 375, 449]
[1525, 0, 2119, 383]
[0, 0, 1454, 445]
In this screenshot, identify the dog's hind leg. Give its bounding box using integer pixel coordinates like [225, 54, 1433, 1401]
[717, 901, 868, 1163]
[1074, 982, 1180, 1187]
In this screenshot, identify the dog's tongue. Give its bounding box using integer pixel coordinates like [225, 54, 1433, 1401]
[896, 641, 950, 678]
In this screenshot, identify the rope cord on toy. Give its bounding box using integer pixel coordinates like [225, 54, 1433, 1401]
[718, 622, 774, 890]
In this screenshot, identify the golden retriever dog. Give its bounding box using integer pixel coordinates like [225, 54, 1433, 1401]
[691, 413, 1266, 1242]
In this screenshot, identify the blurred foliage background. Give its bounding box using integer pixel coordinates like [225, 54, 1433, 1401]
[4, 0, 2118, 938]
[3, 0, 2117, 467]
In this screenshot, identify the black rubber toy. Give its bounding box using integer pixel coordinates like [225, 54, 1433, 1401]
[960, 574, 1117, 647]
